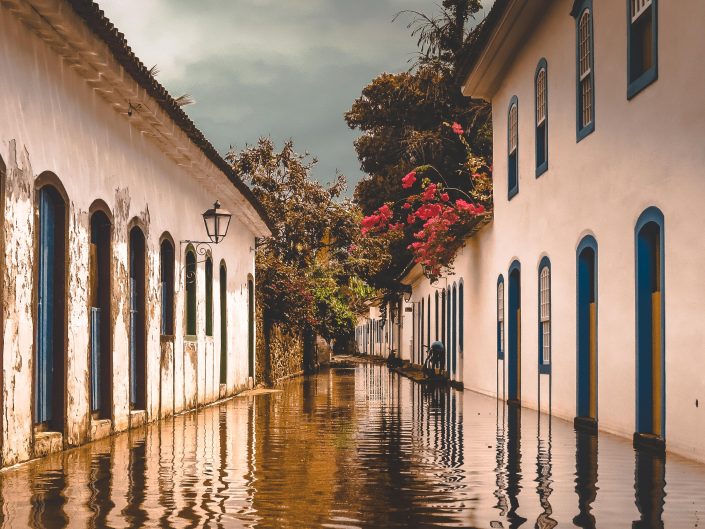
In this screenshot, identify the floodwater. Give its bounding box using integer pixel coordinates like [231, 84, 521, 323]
[1, 364, 704, 528]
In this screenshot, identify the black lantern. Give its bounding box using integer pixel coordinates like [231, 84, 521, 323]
[402, 285, 413, 303]
[202, 201, 232, 244]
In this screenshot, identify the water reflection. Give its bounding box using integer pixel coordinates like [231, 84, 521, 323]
[633, 450, 666, 529]
[0, 364, 703, 528]
[573, 430, 598, 529]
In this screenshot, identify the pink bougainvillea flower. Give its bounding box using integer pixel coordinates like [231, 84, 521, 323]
[421, 183, 437, 202]
[440, 193, 450, 202]
[378, 203, 392, 220]
[401, 170, 417, 189]
[406, 213, 416, 225]
[471, 172, 482, 180]
[451, 122, 464, 135]
[403, 202, 411, 210]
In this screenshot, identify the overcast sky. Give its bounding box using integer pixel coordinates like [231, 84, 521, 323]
[99, 0, 489, 193]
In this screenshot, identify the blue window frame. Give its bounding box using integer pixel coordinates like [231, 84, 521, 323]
[497, 275, 505, 360]
[627, 0, 658, 98]
[435, 291, 439, 340]
[535, 59, 548, 176]
[572, 0, 595, 141]
[452, 283, 457, 377]
[508, 96, 519, 199]
[446, 287, 452, 371]
[538, 257, 551, 375]
[427, 294, 431, 353]
[441, 289, 446, 345]
[459, 279, 464, 355]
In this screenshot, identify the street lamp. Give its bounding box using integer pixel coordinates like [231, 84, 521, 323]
[402, 285, 413, 303]
[180, 200, 233, 286]
[202, 201, 232, 244]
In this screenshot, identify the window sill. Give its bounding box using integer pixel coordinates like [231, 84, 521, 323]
[627, 67, 658, 100]
[576, 122, 594, 143]
[536, 162, 548, 178]
[184, 334, 197, 342]
[160, 334, 175, 342]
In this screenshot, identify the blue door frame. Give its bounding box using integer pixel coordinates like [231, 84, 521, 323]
[576, 236, 598, 420]
[36, 188, 57, 425]
[635, 208, 665, 438]
[508, 262, 521, 402]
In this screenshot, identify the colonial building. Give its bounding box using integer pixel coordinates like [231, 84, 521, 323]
[358, 0, 705, 463]
[0, 0, 270, 466]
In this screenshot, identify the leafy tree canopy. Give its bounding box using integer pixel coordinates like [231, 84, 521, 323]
[346, 0, 492, 287]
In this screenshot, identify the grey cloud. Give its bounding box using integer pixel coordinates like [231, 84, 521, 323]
[98, 0, 486, 192]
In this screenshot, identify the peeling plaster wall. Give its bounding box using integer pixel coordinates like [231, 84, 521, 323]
[0, 9, 259, 466]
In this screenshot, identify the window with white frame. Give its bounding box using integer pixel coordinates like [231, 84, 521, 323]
[578, 10, 593, 130]
[539, 266, 551, 365]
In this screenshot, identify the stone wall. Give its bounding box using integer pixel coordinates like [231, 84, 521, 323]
[256, 312, 304, 384]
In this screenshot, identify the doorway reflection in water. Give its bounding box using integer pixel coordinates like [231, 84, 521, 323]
[0, 364, 703, 528]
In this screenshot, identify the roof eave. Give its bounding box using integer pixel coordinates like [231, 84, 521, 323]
[461, 0, 552, 101]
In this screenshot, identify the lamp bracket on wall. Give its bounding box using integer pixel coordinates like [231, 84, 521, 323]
[179, 240, 213, 286]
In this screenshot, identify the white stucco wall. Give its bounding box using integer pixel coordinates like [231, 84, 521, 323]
[408, 0, 705, 463]
[0, 6, 260, 466]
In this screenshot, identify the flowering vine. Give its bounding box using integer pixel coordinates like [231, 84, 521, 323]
[360, 121, 492, 282]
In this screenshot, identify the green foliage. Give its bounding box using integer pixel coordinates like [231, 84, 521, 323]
[346, 0, 493, 287]
[228, 138, 381, 350]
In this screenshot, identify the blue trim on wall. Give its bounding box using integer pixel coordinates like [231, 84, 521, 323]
[508, 261, 521, 402]
[627, 0, 658, 99]
[446, 287, 452, 372]
[535, 58, 549, 177]
[573, 0, 595, 142]
[634, 206, 666, 438]
[507, 95, 519, 200]
[537, 256, 552, 375]
[576, 235, 598, 419]
[497, 275, 505, 360]
[452, 283, 457, 377]
[435, 290, 439, 341]
[459, 279, 464, 355]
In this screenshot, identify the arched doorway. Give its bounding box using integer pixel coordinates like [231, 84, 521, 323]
[576, 236, 598, 429]
[635, 208, 665, 445]
[35, 183, 68, 432]
[89, 207, 112, 420]
[129, 226, 147, 411]
[219, 262, 227, 386]
[508, 261, 521, 404]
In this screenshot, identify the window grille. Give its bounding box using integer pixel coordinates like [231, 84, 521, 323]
[631, 0, 652, 22]
[536, 69, 547, 125]
[579, 10, 593, 127]
[509, 104, 518, 153]
[539, 266, 551, 365]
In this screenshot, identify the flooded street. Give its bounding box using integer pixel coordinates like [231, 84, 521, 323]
[2, 363, 705, 528]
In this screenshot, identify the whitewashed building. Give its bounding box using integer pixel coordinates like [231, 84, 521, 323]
[363, 0, 705, 463]
[0, 0, 270, 466]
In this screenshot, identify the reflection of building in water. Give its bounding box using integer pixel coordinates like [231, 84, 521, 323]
[573, 431, 598, 529]
[633, 450, 665, 529]
[535, 414, 557, 529]
[506, 405, 527, 528]
[494, 399, 509, 518]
